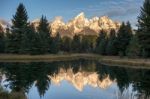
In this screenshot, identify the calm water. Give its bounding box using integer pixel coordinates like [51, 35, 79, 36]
[0, 60, 150, 99]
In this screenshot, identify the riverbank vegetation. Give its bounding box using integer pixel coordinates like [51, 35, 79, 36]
[0, 86, 27, 99]
[0, 54, 149, 68]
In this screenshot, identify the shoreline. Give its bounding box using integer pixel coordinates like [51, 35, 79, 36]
[0, 54, 149, 69]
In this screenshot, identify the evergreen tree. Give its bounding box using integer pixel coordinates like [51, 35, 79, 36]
[95, 30, 107, 55]
[116, 22, 133, 56]
[27, 24, 40, 54]
[20, 26, 31, 54]
[5, 26, 12, 53]
[137, 0, 150, 57]
[51, 33, 61, 54]
[31, 32, 41, 55]
[72, 35, 81, 53]
[37, 16, 51, 54]
[81, 37, 91, 53]
[126, 35, 141, 58]
[61, 36, 72, 52]
[11, 3, 29, 53]
[0, 25, 5, 53]
[80, 36, 93, 53]
[106, 29, 117, 55]
[126, 21, 133, 37]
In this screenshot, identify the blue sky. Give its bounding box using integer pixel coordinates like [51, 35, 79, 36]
[0, 0, 143, 27]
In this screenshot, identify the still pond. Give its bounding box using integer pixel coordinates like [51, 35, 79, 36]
[0, 60, 150, 99]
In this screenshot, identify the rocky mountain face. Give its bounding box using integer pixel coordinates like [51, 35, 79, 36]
[0, 12, 120, 37]
[32, 12, 120, 37]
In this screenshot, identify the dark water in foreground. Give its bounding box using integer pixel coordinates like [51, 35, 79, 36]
[0, 60, 150, 99]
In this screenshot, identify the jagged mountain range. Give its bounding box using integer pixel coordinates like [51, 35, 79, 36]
[0, 12, 121, 37]
[32, 12, 120, 37]
[48, 67, 115, 91]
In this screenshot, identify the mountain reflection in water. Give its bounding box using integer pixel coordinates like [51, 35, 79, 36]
[0, 60, 150, 99]
[49, 68, 114, 91]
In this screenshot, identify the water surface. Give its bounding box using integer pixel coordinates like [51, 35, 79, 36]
[0, 60, 150, 99]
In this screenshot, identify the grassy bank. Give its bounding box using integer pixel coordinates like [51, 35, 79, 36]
[0, 54, 149, 68]
[0, 54, 101, 62]
[100, 56, 150, 69]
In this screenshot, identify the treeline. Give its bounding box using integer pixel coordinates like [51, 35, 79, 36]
[0, 0, 150, 57]
[96, 22, 133, 56]
[0, 4, 95, 55]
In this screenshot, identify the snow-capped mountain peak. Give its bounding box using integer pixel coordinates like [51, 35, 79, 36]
[75, 12, 85, 19]
[0, 12, 121, 37]
[30, 13, 121, 37]
[49, 12, 120, 37]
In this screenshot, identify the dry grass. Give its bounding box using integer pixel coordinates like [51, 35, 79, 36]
[0, 54, 101, 62]
[0, 54, 149, 69]
[100, 56, 150, 69]
[0, 92, 27, 99]
[0, 86, 27, 99]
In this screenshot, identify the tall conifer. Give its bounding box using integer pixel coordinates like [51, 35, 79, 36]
[106, 29, 117, 55]
[137, 0, 150, 57]
[11, 3, 29, 53]
[116, 22, 133, 56]
[37, 16, 51, 54]
[0, 25, 5, 53]
[95, 30, 107, 55]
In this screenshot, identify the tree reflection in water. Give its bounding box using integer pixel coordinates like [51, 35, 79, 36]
[0, 60, 149, 99]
